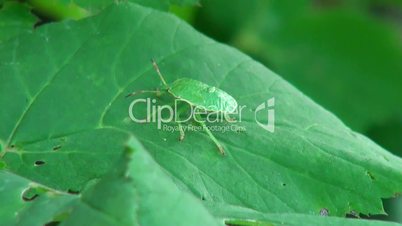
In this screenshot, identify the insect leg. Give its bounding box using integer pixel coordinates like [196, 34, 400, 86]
[176, 105, 188, 141]
[125, 90, 162, 98]
[195, 115, 225, 155]
[177, 121, 185, 141]
[151, 59, 170, 89]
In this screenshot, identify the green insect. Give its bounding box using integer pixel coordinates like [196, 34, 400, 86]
[126, 59, 238, 155]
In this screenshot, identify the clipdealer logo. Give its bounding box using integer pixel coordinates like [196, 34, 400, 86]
[128, 97, 275, 133]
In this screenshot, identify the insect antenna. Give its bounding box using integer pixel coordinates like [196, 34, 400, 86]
[151, 59, 169, 89]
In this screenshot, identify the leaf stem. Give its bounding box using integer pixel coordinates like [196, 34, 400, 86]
[27, 0, 90, 21]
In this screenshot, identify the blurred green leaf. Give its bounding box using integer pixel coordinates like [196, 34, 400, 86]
[195, 0, 402, 133]
[26, 0, 90, 20]
[21, 0, 200, 22]
[367, 118, 402, 156]
[66, 0, 200, 13]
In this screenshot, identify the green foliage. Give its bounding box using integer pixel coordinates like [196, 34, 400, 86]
[0, 1, 401, 225]
[195, 0, 402, 133]
[0, 137, 220, 226]
[0, 2, 37, 43]
[71, 0, 172, 12]
[26, 0, 90, 20]
[2, 136, 400, 226]
[29, 0, 200, 17]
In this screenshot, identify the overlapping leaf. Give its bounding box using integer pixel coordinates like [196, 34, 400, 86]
[0, 137, 220, 226]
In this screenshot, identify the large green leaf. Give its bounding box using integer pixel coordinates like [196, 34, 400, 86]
[0, 2, 401, 221]
[0, 137, 220, 226]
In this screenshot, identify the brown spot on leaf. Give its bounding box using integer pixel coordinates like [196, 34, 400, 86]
[34, 160, 45, 166]
[366, 171, 375, 180]
[67, 189, 80, 195]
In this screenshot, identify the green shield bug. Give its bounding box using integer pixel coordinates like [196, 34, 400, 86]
[126, 59, 238, 155]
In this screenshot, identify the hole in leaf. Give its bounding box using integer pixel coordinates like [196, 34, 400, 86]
[201, 196, 206, 201]
[281, 183, 286, 187]
[366, 171, 375, 181]
[21, 187, 39, 201]
[34, 160, 46, 166]
[67, 189, 80, 195]
[44, 221, 60, 226]
[319, 208, 329, 216]
[53, 145, 62, 151]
